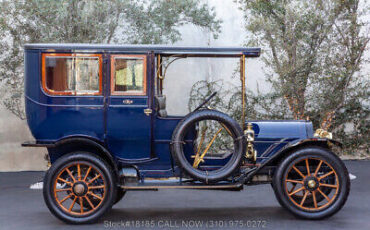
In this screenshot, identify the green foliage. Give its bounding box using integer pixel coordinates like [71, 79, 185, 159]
[188, 80, 227, 113]
[235, 0, 370, 155]
[187, 80, 236, 156]
[0, 0, 221, 119]
[187, 0, 369, 155]
[123, 0, 221, 44]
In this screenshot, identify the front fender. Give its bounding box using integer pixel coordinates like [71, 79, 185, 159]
[243, 138, 342, 184]
[286, 138, 342, 150]
[267, 138, 342, 166]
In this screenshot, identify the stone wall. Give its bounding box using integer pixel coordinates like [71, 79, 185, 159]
[0, 106, 47, 171]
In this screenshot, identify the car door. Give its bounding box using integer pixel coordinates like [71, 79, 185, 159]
[106, 54, 152, 160]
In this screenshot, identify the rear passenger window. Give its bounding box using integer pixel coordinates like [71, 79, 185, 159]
[42, 54, 102, 95]
[111, 55, 146, 95]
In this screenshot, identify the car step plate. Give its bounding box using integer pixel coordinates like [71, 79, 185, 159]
[120, 182, 243, 191]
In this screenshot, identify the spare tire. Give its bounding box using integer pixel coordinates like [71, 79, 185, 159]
[171, 109, 245, 184]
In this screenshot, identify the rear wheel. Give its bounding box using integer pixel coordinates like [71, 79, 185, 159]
[43, 152, 116, 224]
[272, 147, 350, 219]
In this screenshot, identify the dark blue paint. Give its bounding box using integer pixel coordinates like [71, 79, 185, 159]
[107, 95, 151, 160]
[248, 120, 313, 163]
[24, 45, 317, 179]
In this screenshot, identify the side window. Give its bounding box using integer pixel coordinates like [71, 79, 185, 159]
[42, 54, 102, 95]
[111, 55, 146, 95]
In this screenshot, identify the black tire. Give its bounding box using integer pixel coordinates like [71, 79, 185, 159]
[43, 152, 116, 224]
[114, 190, 126, 205]
[171, 109, 245, 183]
[82, 189, 125, 208]
[272, 147, 350, 219]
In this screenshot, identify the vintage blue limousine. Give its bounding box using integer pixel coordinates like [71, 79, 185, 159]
[22, 44, 349, 224]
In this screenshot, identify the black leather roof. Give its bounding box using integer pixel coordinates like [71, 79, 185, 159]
[24, 43, 261, 57]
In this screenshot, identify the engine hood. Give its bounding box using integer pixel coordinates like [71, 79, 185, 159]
[245, 120, 314, 139]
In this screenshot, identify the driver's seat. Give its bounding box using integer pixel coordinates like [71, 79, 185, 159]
[155, 95, 167, 117]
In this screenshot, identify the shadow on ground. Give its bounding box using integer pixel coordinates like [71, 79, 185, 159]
[0, 160, 369, 229]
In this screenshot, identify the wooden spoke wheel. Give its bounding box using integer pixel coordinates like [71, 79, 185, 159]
[43, 152, 116, 224]
[272, 147, 350, 219]
[53, 163, 106, 215]
[285, 158, 338, 211]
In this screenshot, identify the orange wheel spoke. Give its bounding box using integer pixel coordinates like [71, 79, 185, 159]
[292, 166, 305, 178]
[79, 197, 84, 214]
[318, 188, 330, 201]
[77, 164, 81, 180]
[286, 158, 340, 211]
[57, 177, 72, 185]
[55, 188, 72, 192]
[66, 168, 76, 183]
[320, 183, 338, 189]
[54, 163, 106, 216]
[289, 183, 297, 193]
[312, 191, 318, 208]
[59, 194, 72, 204]
[286, 179, 303, 184]
[89, 185, 105, 190]
[85, 196, 95, 209]
[220, 123, 233, 136]
[300, 191, 309, 206]
[88, 174, 100, 184]
[289, 186, 305, 196]
[83, 166, 92, 182]
[88, 192, 103, 200]
[305, 159, 310, 176]
[314, 160, 323, 176]
[69, 196, 77, 211]
[318, 171, 335, 180]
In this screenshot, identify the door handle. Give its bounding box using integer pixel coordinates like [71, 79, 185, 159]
[144, 108, 152, 116]
[123, 99, 133, 104]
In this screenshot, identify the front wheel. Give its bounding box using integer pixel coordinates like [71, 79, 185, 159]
[272, 147, 350, 219]
[43, 152, 116, 224]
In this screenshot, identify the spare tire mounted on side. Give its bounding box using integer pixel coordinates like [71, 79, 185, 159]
[171, 109, 245, 184]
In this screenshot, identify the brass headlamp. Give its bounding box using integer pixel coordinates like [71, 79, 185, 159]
[244, 123, 257, 162]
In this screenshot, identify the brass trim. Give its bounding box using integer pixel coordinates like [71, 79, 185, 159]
[308, 180, 316, 189]
[144, 108, 152, 116]
[314, 129, 333, 139]
[192, 127, 222, 168]
[157, 54, 162, 94]
[241, 54, 246, 130]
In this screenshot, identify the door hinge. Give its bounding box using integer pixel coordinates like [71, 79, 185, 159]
[144, 108, 152, 116]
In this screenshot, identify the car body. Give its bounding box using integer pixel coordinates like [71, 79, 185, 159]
[22, 44, 348, 223]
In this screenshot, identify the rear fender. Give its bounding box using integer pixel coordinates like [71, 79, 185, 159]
[47, 136, 118, 174]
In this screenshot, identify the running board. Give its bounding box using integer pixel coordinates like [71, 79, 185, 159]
[120, 182, 243, 191]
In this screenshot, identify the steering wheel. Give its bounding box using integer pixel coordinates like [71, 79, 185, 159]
[193, 92, 217, 111]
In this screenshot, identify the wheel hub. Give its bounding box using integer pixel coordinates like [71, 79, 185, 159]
[308, 179, 316, 188]
[304, 176, 319, 191]
[72, 182, 87, 196]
